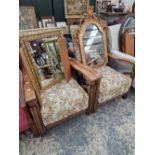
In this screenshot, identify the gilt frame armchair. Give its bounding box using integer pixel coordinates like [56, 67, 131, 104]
[19, 28, 100, 136]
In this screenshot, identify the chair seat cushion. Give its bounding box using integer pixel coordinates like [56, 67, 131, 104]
[95, 66, 132, 104]
[40, 78, 89, 126]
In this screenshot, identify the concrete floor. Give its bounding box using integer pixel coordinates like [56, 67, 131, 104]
[20, 89, 135, 155]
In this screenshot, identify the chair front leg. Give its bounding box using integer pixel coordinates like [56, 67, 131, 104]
[29, 100, 46, 136]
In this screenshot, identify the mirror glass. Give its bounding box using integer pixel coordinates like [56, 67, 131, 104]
[27, 36, 65, 88]
[83, 24, 104, 66]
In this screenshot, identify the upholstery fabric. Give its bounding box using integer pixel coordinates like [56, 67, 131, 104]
[110, 49, 135, 62]
[107, 24, 135, 88]
[95, 66, 132, 104]
[108, 24, 121, 51]
[40, 78, 89, 126]
[109, 50, 135, 88]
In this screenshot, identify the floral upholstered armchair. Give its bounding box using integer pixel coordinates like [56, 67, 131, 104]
[71, 11, 133, 113]
[107, 14, 135, 88]
[20, 28, 100, 136]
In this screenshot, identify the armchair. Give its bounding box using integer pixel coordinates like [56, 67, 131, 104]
[107, 14, 135, 88]
[20, 28, 100, 136]
[72, 11, 132, 113]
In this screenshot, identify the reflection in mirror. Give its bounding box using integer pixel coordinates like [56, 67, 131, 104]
[27, 36, 64, 88]
[83, 24, 104, 66]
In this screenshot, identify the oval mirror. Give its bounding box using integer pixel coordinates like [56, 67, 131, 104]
[83, 24, 105, 66]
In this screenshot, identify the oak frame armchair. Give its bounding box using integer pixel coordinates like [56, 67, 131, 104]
[19, 28, 100, 136]
[72, 11, 133, 113]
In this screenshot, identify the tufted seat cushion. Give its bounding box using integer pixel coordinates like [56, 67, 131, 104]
[95, 66, 132, 104]
[40, 78, 89, 126]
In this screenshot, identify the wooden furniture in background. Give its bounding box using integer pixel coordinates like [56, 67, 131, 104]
[66, 18, 82, 32]
[100, 12, 128, 25]
[122, 30, 135, 56]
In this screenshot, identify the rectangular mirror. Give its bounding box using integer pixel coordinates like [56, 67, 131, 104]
[20, 29, 66, 91]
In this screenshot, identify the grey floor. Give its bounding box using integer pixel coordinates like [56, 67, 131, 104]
[19, 89, 135, 155]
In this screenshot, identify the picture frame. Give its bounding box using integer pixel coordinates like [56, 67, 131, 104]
[45, 21, 56, 28]
[64, 0, 89, 19]
[19, 6, 38, 30]
[19, 28, 70, 95]
[41, 16, 56, 28]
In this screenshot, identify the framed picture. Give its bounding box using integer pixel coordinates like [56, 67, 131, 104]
[38, 21, 43, 28]
[64, 0, 89, 19]
[45, 21, 56, 28]
[19, 6, 38, 30]
[41, 16, 56, 28]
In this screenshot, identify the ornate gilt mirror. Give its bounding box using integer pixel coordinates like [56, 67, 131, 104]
[78, 12, 108, 67]
[20, 28, 67, 94]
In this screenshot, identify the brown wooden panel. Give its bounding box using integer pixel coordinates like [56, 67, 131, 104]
[59, 38, 71, 81]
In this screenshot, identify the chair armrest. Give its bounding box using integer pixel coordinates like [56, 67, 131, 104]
[24, 82, 37, 107]
[108, 50, 135, 65]
[23, 69, 38, 107]
[69, 58, 102, 82]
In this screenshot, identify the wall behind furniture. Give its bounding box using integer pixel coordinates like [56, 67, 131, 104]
[19, 0, 96, 21]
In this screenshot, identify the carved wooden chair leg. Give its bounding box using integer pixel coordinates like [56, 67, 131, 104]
[26, 107, 39, 136]
[91, 79, 101, 113]
[86, 84, 95, 115]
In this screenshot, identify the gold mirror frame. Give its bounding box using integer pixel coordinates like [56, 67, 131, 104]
[20, 28, 65, 97]
[78, 13, 108, 68]
[64, 0, 89, 19]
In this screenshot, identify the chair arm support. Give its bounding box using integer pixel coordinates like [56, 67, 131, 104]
[69, 58, 102, 83]
[108, 51, 135, 80]
[23, 69, 38, 107]
[108, 50, 135, 65]
[24, 82, 37, 107]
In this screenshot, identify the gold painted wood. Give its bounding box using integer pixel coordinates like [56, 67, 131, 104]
[78, 11, 108, 68]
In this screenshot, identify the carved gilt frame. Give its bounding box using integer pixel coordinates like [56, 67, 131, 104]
[20, 28, 67, 97]
[64, 0, 89, 19]
[78, 14, 108, 68]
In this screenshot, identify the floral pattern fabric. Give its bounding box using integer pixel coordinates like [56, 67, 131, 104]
[40, 78, 89, 126]
[95, 66, 132, 104]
